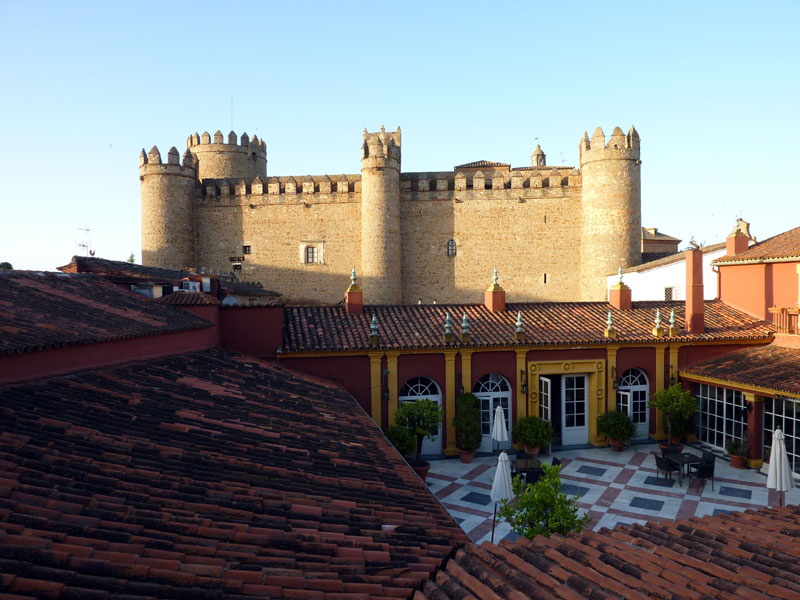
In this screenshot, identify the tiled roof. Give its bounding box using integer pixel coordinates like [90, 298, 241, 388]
[641, 227, 681, 242]
[453, 160, 510, 170]
[0, 271, 211, 356]
[416, 505, 800, 599]
[681, 343, 800, 397]
[223, 279, 279, 297]
[282, 301, 773, 352]
[59, 255, 193, 281]
[624, 242, 726, 273]
[715, 225, 800, 264]
[157, 291, 221, 306]
[0, 349, 466, 599]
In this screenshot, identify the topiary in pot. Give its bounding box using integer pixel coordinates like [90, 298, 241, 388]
[596, 410, 636, 451]
[649, 384, 698, 446]
[394, 398, 444, 471]
[512, 416, 553, 457]
[384, 425, 415, 458]
[452, 393, 482, 462]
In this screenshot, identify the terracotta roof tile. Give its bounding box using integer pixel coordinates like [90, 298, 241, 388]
[157, 292, 221, 306]
[0, 349, 466, 598]
[453, 160, 510, 170]
[715, 225, 800, 264]
[623, 242, 727, 273]
[282, 301, 773, 353]
[681, 343, 800, 396]
[0, 271, 211, 356]
[418, 505, 800, 598]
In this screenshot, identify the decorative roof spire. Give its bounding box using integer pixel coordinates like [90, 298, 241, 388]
[461, 312, 469, 335]
[350, 266, 357, 287]
[514, 311, 525, 341]
[652, 308, 665, 338]
[605, 309, 617, 339]
[606, 310, 613, 329]
[618, 266, 624, 285]
[493, 266, 499, 286]
[370, 314, 378, 335]
[654, 308, 662, 327]
[668, 308, 679, 337]
[444, 312, 452, 335]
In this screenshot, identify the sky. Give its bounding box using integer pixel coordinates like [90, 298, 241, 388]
[1, 1, 798, 271]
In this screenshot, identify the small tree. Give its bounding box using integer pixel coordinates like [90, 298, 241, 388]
[384, 425, 416, 458]
[452, 393, 482, 453]
[0, 262, 12, 270]
[649, 384, 698, 442]
[498, 464, 590, 539]
[394, 398, 443, 466]
[127, 253, 136, 264]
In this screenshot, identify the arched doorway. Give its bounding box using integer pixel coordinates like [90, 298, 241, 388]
[399, 376, 443, 455]
[473, 373, 512, 453]
[617, 368, 650, 440]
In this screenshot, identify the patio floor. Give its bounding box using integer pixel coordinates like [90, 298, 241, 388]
[426, 443, 800, 545]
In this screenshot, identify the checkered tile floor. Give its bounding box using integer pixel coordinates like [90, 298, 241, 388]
[426, 443, 800, 545]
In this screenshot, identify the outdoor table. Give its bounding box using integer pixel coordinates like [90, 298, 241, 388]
[514, 458, 543, 484]
[667, 452, 702, 486]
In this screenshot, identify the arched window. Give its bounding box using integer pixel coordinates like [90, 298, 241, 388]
[619, 368, 648, 388]
[617, 368, 650, 440]
[474, 373, 510, 393]
[400, 376, 440, 398]
[305, 245, 319, 264]
[447, 239, 457, 257]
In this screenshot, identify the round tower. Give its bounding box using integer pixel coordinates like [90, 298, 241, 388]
[187, 130, 267, 181]
[579, 126, 642, 301]
[360, 126, 402, 304]
[140, 145, 197, 269]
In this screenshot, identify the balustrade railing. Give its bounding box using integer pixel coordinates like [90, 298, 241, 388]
[768, 306, 799, 334]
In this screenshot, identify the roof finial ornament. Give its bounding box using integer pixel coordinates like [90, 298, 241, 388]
[606, 310, 613, 329]
[350, 266, 357, 287]
[654, 308, 662, 327]
[605, 309, 617, 339]
[444, 312, 452, 335]
[689, 236, 700, 250]
[652, 308, 665, 338]
[617, 265, 623, 285]
[514, 311, 525, 341]
[493, 266, 499, 286]
[461, 312, 469, 335]
[370, 314, 378, 336]
[668, 308, 679, 337]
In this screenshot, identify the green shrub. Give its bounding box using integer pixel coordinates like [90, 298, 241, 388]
[452, 393, 482, 453]
[394, 398, 443, 466]
[649, 384, 698, 442]
[726, 438, 747, 457]
[498, 464, 590, 539]
[384, 425, 415, 457]
[512, 416, 553, 449]
[596, 410, 636, 443]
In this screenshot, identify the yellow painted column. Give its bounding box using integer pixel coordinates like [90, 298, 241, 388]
[444, 351, 457, 456]
[460, 350, 473, 396]
[515, 349, 528, 421]
[606, 346, 619, 412]
[369, 352, 383, 426]
[654, 345, 666, 439]
[386, 352, 399, 427]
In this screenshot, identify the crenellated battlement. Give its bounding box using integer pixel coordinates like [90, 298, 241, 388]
[579, 125, 640, 166]
[400, 167, 579, 192]
[139, 146, 195, 177]
[362, 125, 401, 162]
[187, 130, 267, 158]
[199, 174, 362, 200]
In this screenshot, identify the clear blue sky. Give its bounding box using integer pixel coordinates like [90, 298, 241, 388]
[1, 1, 798, 270]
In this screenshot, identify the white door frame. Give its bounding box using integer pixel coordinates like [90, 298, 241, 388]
[561, 374, 588, 445]
[618, 368, 650, 440]
[474, 373, 512, 453]
[399, 376, 442, 455]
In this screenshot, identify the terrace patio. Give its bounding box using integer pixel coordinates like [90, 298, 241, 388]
[427, 443, 800, 544]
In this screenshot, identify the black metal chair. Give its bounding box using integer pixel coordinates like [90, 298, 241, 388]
[688, 459, 715, 490]
[661, 445, 680, 457]
[551, 456, 562, 467]
[655, 454, 679, 480]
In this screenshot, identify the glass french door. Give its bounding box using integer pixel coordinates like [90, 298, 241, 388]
[539, 376, 551, 422]
[475, 374, 511, 453]
[618, 369, 650, 440]
[562, 375, 588, 445]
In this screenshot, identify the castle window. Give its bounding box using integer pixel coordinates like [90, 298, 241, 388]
[543, 273, 548, 284]
[299, 241, 325, 265]
[242, 245, 251, 255]
[305, 246, 319, 264]
[447, 239, 457, 257]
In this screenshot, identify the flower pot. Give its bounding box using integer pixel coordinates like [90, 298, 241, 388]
[659, 442, 683, 453]
[524, 445, 540, 458]
[412, 461, 431, 481]
[458, 450, 475, 464]
[729, 455, 747, 469]
[610, 440, 625, 452]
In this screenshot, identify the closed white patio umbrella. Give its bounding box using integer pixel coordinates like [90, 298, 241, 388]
[767, 427, 795, 507]
[490, 451, 514, 542]
[491, 404, 508, 455]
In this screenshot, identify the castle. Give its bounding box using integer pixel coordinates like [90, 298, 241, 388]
[140, 125, 641, 304]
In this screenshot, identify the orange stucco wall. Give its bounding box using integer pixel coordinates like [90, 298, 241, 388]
[719, 261, 799, 321]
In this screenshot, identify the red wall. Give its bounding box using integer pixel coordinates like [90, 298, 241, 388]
[719, 261, 799, 321]
[0, 326, 219, 386]
[679, 343, 757, 368]
[277, 355, 372, 415]
[219, 306, 283, 359]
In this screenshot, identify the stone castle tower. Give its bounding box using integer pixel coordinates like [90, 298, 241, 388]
[140, 125, 641, 304]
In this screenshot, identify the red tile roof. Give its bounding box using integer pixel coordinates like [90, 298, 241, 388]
[282, 301, 773, 353]
[681, 343, 800, 396]
[0, 271, 211, 356]
[417, 505, 800, 599]
[157, 291, 221, 306]
[715, 225, 800, 264]
[0, 349, 466, 599]
[453, 160, 510, 170]
[624, 242, 726, 273]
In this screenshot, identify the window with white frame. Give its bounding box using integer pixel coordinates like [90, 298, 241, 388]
[763, 396, 800, 474]
[696, 383, 746, 450]
[299, 242, 324, 265]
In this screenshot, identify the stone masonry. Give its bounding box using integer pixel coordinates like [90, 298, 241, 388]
[140, 126, 641, 304]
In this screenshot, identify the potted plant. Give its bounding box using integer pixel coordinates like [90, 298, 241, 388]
[648, 384, 698, 451]
[512, 416, 553, 458]
[726, 437, 748, 468]
[394, 398, 444, 481]
[452, 393, 482, 463]
[596, 410, 636, 451]
[384, 425, 416, 459]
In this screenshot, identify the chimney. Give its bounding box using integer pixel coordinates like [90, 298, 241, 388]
[485, 267, 506, 312]
[345, 267, 363, 315]
[726, 227, 749, 256]
[685, 248, 704, 333]
[608, 267, 632, 310]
